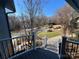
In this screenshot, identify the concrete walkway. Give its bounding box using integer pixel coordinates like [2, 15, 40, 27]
[43, 36, 62, 54]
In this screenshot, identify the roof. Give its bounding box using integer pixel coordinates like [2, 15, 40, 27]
[66, 0, 79, 12]
[2, 0, 16, 12]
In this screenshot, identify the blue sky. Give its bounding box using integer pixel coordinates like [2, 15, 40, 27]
[14, 0, 67, 16]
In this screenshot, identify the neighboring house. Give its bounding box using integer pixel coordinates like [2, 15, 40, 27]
[53, 25, 62, 29]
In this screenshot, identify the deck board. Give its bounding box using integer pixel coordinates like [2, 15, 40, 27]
[12, 48, 59, 59]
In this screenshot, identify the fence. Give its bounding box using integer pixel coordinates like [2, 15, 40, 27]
[0, 35, 33, 59]
[65, 40, 79, 59]
[60, 37, 79, 59]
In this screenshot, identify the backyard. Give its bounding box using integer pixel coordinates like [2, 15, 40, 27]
[38, 31, 61, 38]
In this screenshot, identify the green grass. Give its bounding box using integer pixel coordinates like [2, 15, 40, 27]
[38, 32, 60, 38]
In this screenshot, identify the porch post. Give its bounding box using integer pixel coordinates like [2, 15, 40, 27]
[32, 31, 36, 50]
[0, 6, 13, 59]
[60, 36, 67, 59]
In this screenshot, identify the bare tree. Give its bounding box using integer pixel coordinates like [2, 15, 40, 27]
[34, 15, 48, 27]
[23, 0, 42, 31]
[23, 0, 43, 49]
[8, 15, 21, 32]
[56, 4, 73, 36]
[20, 14, 28, 35]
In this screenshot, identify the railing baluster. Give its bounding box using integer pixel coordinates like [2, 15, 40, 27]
[17, 38, 20, 52]
[24, 37, 26, 50]
[0, 42, 6, 59]
[6, 40, 10, 57]
[25, 36, 27, 50]
[26, 36, 28, 51]
[22, 37, 24, 50]
[20, 37, 22, 51]
[3, 41, 9, 59]
[13, 39, 16, 54]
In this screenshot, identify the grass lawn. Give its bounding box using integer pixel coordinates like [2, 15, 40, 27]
[38, 31, 61, 38]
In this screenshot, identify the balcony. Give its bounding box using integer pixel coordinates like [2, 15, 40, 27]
[0, 35, 79, 59]
[10, 48, 59, 59]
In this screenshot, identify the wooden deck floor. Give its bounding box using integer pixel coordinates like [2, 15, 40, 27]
[12, 48, 59, 59]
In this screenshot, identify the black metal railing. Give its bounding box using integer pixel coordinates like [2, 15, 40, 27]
[0, 35, 33, 59]
[65, 40, 79, 59]
[59, 37, 79, 59]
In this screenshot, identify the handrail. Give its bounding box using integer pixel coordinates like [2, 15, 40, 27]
[0, 34, 32, 42]
[67, 40, 79, 44]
